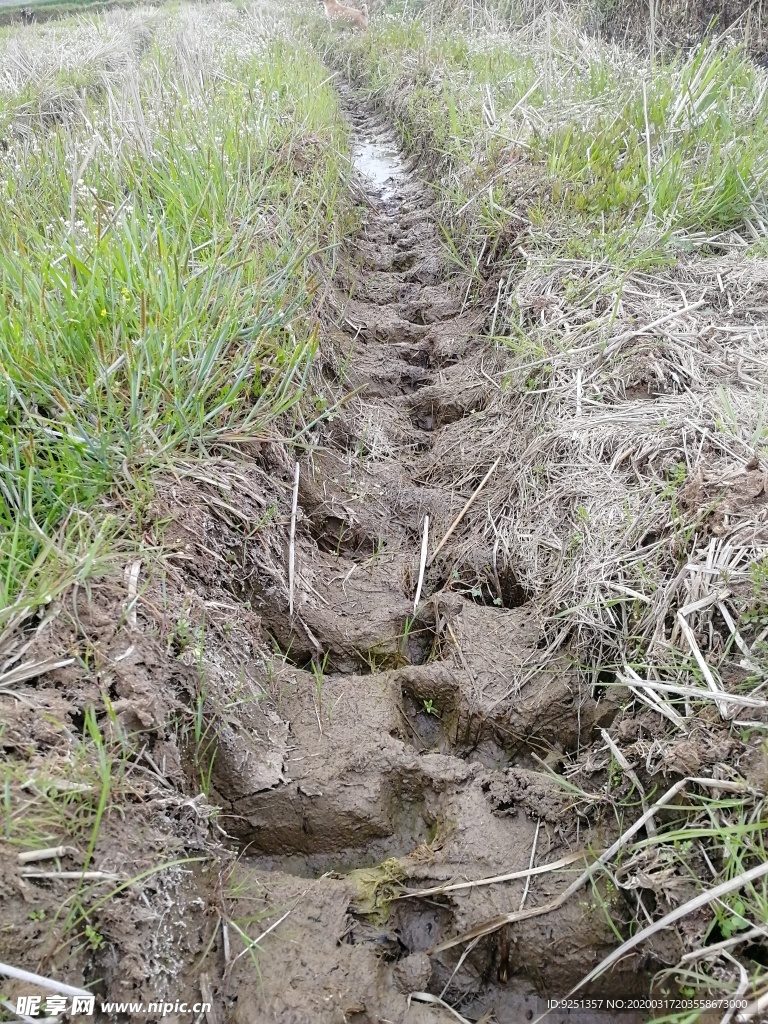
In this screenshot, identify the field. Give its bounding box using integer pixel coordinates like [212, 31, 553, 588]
[1, 0, 768, 1021]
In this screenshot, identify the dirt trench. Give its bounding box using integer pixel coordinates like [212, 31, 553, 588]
[202, 85, 660, 1024]
[0, 83, 662, 1024]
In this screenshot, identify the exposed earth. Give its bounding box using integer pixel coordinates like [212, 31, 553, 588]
[1, 75, 744, 1024]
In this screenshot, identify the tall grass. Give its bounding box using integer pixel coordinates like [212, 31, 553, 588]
[0, 0, 354, 989]
[335, 15, 768, 261]
[0, 4, 352, 608]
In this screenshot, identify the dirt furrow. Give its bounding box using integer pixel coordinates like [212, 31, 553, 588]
[201, 85, 656, 1023]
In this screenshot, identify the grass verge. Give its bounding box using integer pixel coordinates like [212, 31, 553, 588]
[1, 2, 352, 606]
[0, 0, 355, 1009]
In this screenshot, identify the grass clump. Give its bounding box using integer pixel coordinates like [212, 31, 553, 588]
[0, 0, 356, 1005]
[0, 3, 353, 605]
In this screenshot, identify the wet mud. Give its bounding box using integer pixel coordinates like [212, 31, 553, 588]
[207, 85, 656, 1024]
[0, 83, 668, 1024]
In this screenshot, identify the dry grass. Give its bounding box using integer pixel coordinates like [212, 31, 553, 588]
[328, 4, 768, 1017]
[484, 252, 768, 669]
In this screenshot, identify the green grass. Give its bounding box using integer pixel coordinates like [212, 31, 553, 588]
[0, 3, 358, 989]
[332, 16, 768, 267]
[0, 14, 354, 609]
[545, 44, 767, 232]
[0, 0, 161, 32]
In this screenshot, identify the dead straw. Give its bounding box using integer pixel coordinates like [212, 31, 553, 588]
[17, 846, 79, 864]
[519, 819, 541, 911]
[0, 963, 91, 998]
[413, 513, 429, 612]
[428, 456, 501, 566]
[407, 992, 474, 1024]
[401, 851, 582, 899]
[554, 858, 768, 1013]
[430, 776, 748, 954]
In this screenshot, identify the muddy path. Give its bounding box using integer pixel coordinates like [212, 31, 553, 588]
[208, 85, 657, 1024]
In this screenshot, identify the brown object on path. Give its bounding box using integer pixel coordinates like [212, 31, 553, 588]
[322, 0, 368, 31]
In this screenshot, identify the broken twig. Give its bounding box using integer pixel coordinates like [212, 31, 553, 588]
[428, 457, 501, 566]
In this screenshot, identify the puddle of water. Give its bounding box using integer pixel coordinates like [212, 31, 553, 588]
[353, 137, 407, 199]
